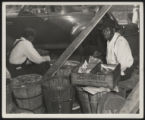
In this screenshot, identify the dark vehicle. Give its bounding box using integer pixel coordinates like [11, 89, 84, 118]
[6, 5, 121, 59]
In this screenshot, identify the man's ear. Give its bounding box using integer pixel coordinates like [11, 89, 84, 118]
[28, 36, 34, 42]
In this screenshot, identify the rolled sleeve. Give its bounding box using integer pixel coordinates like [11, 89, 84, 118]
[24, 42, 46, 64]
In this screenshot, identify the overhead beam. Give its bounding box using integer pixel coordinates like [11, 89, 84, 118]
[43, 5, 112, 80]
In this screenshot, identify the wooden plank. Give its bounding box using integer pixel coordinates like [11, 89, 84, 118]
[43, 5, 112, 80]
[130, 101, 139, 113]
[119, 82, 139, 113]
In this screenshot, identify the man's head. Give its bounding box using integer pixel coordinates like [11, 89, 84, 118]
[22, 28, 36, 42]
[101, 20, 116, 41]
[102, 26, 115, 41]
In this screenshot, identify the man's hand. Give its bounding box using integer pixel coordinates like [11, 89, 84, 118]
[26, 60, 32, 65]
[44, 56, 51, 62]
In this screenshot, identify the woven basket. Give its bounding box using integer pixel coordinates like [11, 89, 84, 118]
[76, 87, 107, 113]
[55, 60, 80, 78]
[97, 92, 125, 113]
[56, 65, 74, 78]
[42, 76, 74, 113]
[71, 64, 121, 89]
[11, 74, 45, 113]
[13, 107, 34, 114]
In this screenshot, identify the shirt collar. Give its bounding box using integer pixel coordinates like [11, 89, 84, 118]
[14, 37, 26, 44]
[108, 32, 120, 44]
[20, 37, 27, 41]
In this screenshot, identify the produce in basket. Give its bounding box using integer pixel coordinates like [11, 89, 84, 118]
[56, 60, 80, 78]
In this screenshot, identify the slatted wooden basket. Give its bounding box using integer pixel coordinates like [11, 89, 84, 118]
[42, 76, 74, 113]
[11, 74, 46, 113]
[97, 92, 125, 113]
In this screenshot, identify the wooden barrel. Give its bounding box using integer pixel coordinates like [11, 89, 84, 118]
[97, 92, 125, 113]
[42, 76, 74, 113]
[11, 74, 46, 113]
[76, 87, 106, 113]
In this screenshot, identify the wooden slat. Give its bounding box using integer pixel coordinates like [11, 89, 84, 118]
[119, 82, 139, 113]
[43, 5, 112, 80]
[130, 101, 139, 113]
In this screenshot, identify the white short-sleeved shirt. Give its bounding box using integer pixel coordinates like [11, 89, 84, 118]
[9, 37, 46, 65]
[106, 32, 134, 75]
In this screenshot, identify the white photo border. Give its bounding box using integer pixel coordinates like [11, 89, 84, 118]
[2, 1, 144, 118]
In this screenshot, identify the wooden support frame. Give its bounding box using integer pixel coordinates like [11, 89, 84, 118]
[119, 81, 139, 113]
[43, 5, 112, 80]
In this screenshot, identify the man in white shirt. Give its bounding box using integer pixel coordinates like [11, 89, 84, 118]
[101, 21, 134, 79]
[8, 28, 51, 77]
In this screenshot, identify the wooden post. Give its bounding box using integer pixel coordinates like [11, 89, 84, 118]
[119, 81, 139, 113]
[43, 5, 112, 80]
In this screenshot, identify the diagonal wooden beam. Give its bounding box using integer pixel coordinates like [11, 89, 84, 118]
[43, 5, 112, 80]
[119, 81, 139, 113]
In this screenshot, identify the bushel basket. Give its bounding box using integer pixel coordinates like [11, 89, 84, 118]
[42, 76, 74, 113]
[11, 74, 46, 113]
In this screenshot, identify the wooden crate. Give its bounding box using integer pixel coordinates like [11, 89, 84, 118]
[71, 64, 121, 89]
